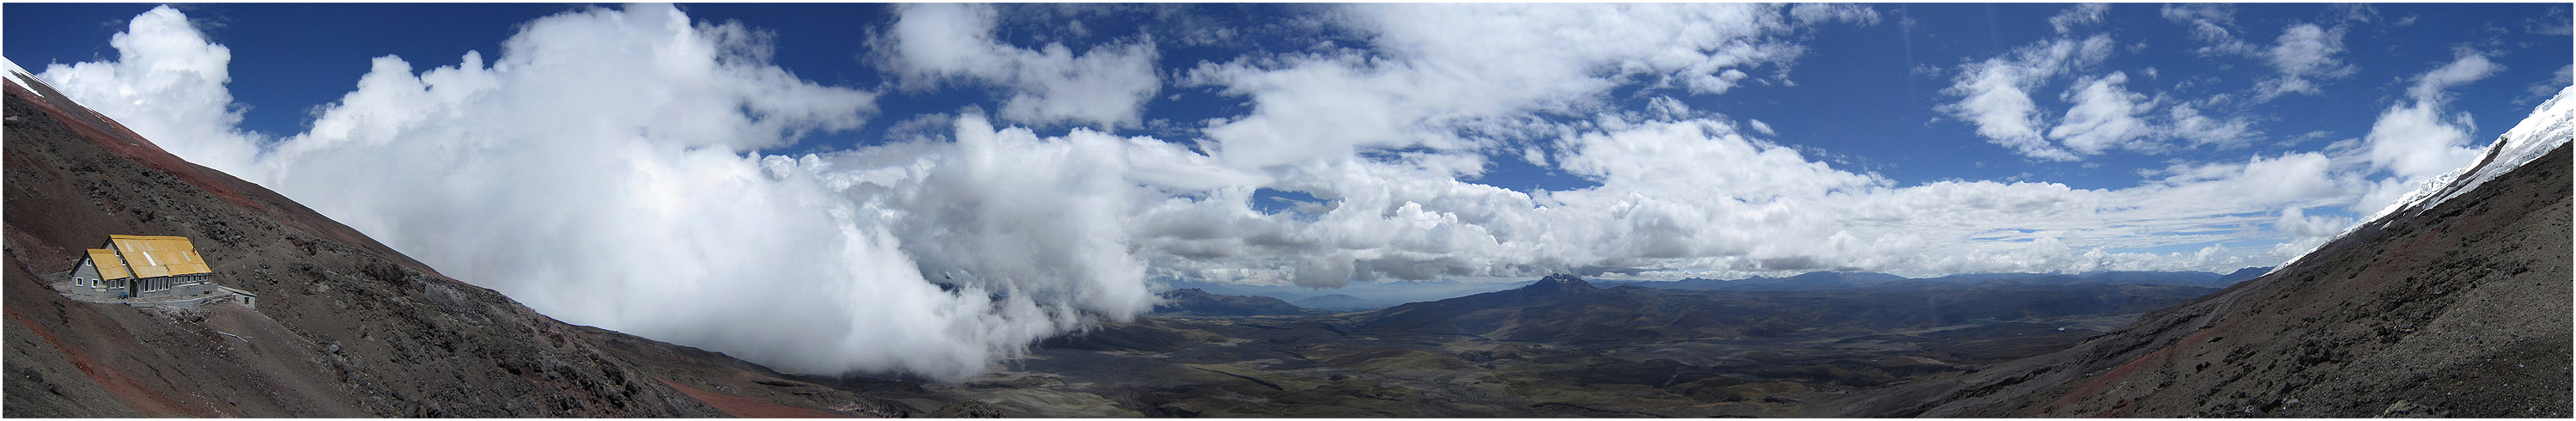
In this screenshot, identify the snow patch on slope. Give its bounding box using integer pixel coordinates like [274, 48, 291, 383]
[2448, 85, 2576, 205]
[3, 58, 43, 91]
[2383, 84, 2576, 221]
[2275, 85, 2574, 274]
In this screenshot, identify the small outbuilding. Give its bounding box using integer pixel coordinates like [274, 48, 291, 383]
[70, 235, 217, 299]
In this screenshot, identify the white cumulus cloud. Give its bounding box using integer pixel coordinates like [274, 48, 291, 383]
[2274, 206, 2353, 239]
[34, 5, 264, 177]
[1944, 4, 2283, 160]
[1186, 3, 1862, 170]
[878, 3, 1162, 130]
[2354, 52, 2501, 212]
[1941, 34, 2114, 161]
[2252, 23, 2355, 101]
[2050, 71, 2158, 155]
[2165, 100, 2259, 148]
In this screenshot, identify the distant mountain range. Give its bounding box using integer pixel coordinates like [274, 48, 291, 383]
[1352, 274, 2222, 345]
[1158, 278, 1534, 311]
[1151, 289, 1307, 316]
[1161, 268, 2272, 312]
[1600, 268, 2272, 292]
[1291, 294, 1373, 310]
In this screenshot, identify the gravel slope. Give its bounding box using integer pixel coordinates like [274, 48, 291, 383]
[1826, 143, 2571, 418]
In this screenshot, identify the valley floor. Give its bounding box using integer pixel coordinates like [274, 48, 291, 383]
[830, 312, 2139, 418]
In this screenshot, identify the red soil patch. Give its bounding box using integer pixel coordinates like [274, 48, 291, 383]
[5, 304, 204, 417]
[3, 79, 262, 212]
[654, 377, 848, 418]
[2036, 318, 2239, 417]
[3, 228, 75, 270]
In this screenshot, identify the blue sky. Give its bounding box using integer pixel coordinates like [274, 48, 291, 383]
[11, 3, 2566, 194]
[3, 3, 2570, 380]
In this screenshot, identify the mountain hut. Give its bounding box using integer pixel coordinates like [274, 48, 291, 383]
[70, 235, 217, 299]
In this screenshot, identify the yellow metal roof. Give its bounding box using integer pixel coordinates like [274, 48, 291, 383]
[83, 248, 131, 279]
[105, 235, 211, 278]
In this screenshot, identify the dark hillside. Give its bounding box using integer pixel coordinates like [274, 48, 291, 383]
[1831, 144, 2572, 418]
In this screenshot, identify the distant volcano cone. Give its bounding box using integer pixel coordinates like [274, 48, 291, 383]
[1521, 273, 1597, 295]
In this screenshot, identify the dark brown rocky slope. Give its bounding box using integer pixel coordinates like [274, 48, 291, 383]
[3, 67, 922, 417]
[1827, 143, 2572, 418]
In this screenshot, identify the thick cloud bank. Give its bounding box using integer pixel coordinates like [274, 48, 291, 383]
[40, 4, 1146, 381]
[35, 4, 2550, 381]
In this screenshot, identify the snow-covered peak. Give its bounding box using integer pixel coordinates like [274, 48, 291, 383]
[2383, 84, 2576, 220]
[2273, 85, 2573, 275]
[2, 58, 40, 91]
[2489, 84, 2576, 178]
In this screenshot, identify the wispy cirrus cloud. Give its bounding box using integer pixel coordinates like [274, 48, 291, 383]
[2050, 3, 2109, 34]
[2158, 4, 2360, 102]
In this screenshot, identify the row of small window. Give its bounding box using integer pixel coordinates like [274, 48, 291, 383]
[71, 276, 206, 291]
